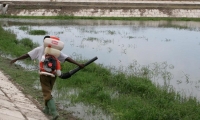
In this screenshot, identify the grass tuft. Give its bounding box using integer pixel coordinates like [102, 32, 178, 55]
[28, 30, 47, 35]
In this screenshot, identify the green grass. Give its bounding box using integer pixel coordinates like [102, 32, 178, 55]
[58, 62, 200, 120]
[18, 26, 47, 35]
[0, 27, 39, 56]
[28, 30, 47, 35]
[1, 24, 200, 120]
[1, 15, 200, 21]
[19, 26, 29, 31]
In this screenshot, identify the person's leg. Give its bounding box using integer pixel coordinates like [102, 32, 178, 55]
[40, 75, 59, 120]
[47, 98, 59, 120]
[40, 75, 56, 101]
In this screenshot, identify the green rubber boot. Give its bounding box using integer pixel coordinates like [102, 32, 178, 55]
[47, 99, 59, 120]
[43, 106, 50, 115]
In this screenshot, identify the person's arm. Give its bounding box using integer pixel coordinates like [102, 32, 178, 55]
[65, 57, 84, 68]
[10, 54, 30, 65]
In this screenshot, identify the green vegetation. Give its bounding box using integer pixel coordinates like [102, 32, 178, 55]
[1, 15, 200, 21]
[18, 26, 47, 35]
[19, 38, 39, 49]
[1, 25, 200, 120]
[59, 63, 200, 120]
[28, 30, 47, 35]
[0, 27, 39, 56]
[19, 26, 29, 31]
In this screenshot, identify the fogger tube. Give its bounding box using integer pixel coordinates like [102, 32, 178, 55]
[59, 56, 98, 79]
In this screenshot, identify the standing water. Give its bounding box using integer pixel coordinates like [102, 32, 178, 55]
[1, 18, 200, 119]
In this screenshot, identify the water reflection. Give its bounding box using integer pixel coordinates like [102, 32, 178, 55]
[1, 18, 200, 119]
[52, 88, 112, 120]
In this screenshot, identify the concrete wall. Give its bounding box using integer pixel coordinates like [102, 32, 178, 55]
[1, 0, 130, 1]
[11, 9, 200, 18]
[1, 1, 200, 18]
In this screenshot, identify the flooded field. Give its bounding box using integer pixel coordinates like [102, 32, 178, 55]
[1, 18, 200, 120]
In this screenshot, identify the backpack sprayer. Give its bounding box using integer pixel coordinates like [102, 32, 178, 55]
[39, 36, 98, 79]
